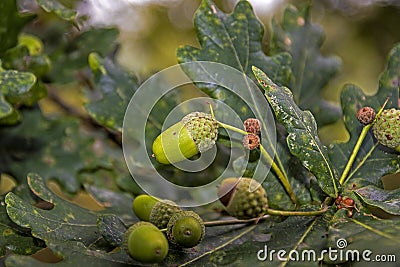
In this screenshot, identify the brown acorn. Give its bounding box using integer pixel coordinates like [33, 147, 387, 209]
[217, 177, 268, 219]
[356, 106, 376, 125]
[244, 118, 261, 134]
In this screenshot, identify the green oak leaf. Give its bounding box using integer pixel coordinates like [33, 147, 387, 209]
[270, 4, 342, 126]
[354, 185, 400, 215]
[0, 196, 45, 257]
[5, 240, 135, 267]
[2, 45, 51, 78]
[253, 66, 341, 198]
[35, 0, 77, 23]
[49, 28, 119, 83]
[5, 173, 135, 248]
[85, 53, 138, 132]
[177, 0, 292, 116]
[0, 109, 112, 193]
[97, 214, 127, 247]
[0, 94, 13, 121]
[0, 62, 46, 124]
[328, 213, 400, 265]
[328, 44, 400, 187]
[0, 0, 34, 54]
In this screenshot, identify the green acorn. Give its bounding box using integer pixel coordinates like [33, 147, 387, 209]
[132, 194, 159, 221]
[152, 112, 219, 164]
[372, 108, 400, 151]
[132, 195, 182, 228]
[124, 222, 169, 263]
[166, 211, 205, 248]
[217, 177, 268, 219]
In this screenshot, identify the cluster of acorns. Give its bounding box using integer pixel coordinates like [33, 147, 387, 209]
[124, 177, 268, 263]
[124, 195, 205, 263]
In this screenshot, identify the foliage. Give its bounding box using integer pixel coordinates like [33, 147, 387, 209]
[0, 0, 399, 266]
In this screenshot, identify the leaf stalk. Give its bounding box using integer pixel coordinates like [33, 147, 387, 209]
[339, 98, 389, 185]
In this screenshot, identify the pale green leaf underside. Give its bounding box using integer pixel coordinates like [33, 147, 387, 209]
[355, 185, 400, 215]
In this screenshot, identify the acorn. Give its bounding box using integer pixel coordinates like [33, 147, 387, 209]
[244, 118, 261, 134]
[152, 112, 219, 164]
[149, 200, 182, 229]
[356, 106, 376, 125]
[132, 195, 182, 228]
[217, 177, 268, 219]
[372, 108, 400, 151]
[166, 211, 205, 248]
[124, 222, 169, 263]
[242, 133, 260, 150]
[132, 194, 159, 221]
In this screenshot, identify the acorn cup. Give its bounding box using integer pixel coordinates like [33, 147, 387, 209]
[372, 108, 400, 151]
[150, 200, 182, 229]
[217, 177, 268, 219]
[152, 112, 219, 164]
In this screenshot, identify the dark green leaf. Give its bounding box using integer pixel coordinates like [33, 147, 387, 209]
[5, 240, 135, 267]
[97, 215, 127, 247]
[253, 66, 340, 198]
[85, 53, 137, 132]
[49, 28, 119, 83]
[354, 185, 400, 215]
[0, 196, 44, 257]
[0, 94, 13, 121]
[328, 44, 400, 187]
[329, 212, 400, 265]
[0, 62, 46, 124]
[177, 0, 291, 116]
[270, 4, 341, 126]
[2, 45, 51, 77]
[0, 109, 112, 193]
[5, 173, 135, 247]
[85, 185, 134, 223]
[0, 0, 34, 54]
[36, 0, 77, 22]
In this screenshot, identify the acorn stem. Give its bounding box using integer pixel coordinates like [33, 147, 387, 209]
[339, 98, 389, 185]
[197, 206, 328, 228]
[217, 121, 248, 135]
[259, 145, 298, 205]
[203, 216, 269, 227]
[216, 120, 298, 205]
[265, 206, 328, 216]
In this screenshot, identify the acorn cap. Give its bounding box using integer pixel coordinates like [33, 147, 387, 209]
[152, 112, 218, 164]
[217, 177, 268, 219]
[181, 112, 219, 153]
[166, 210, 205, 248]
[372, 108, 400, 150]
[149, 200, 182, 229]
